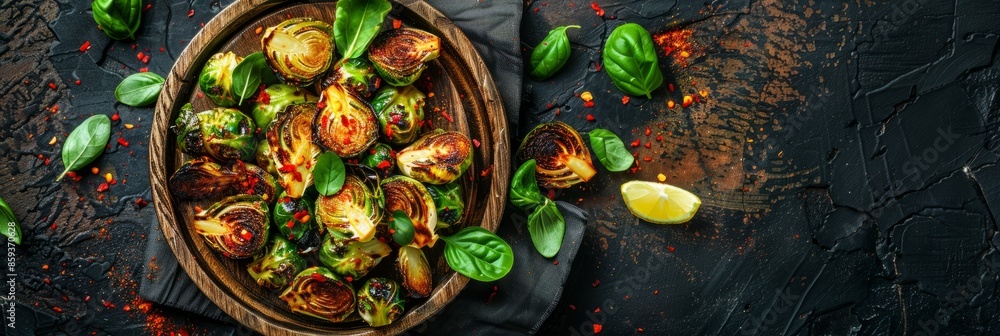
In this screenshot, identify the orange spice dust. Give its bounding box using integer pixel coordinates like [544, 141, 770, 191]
[654, 29, 694, 67]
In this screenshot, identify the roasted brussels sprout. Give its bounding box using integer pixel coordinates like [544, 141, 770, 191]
[317, 58, 382, 98]
[296, 229, 323, 255]
[371, 85, 426, 145]
[247, 236, 308, 289]
[318, 232, 392, 278]
[169, 158, 279, 202]
[174, 103, 257, 162]
[254, 141, 277, 175]
[381, 175, 438, 248]
[357, 278, 405, 327]
[426, 182, 464, 227]
[261, 18, 335, 86]
[267, 102, 322, 198]
[313, 84, 380, 158]
[368, 28, 440, 86]
[280, 267, 356, 322]
[198, 52, 243, 107]
[250, 84, 318, 129]
[396, 130, 473, 185]
[396, 246, 432, 298]
[193, 195, 269, 259]
[315, 174, 383, 242]
[273, 191, 315, 241]
[360, 143, 396, 175]
[516, 121, 596, 188]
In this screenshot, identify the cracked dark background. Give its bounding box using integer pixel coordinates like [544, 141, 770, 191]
[3, 0, 1000, 335]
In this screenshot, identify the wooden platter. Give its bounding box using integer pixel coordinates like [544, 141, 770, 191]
[148, 0, 509, 334]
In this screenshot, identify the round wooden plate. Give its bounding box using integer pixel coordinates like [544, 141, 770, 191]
[148, 0, 509, 334]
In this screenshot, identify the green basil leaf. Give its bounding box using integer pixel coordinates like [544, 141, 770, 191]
[313, 152, 346, 196]
[92, 0, 142, 40]
[389, 210, 415, 246]
[115, 72, 164, 107]
[232, 53, 263, 106]
[529, 25, 579, 80]
[334, 0, 392, 61]
[440, 227, 513, 282]
[57, 115, 111, 181]
[0, 197, 21, 245]
[588, 128, 634, 172]
[510, 160, 545, 211]
[603, 23, 663, 99]
[527, 199, 565, 258]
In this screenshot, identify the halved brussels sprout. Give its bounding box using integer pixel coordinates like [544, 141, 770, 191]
[396, 245, 432, 298]
[280, 267, 356, 322]
[247, 236, 307, 289]
[318, 232, 392, 278]
[315, 174, 383, 242]
[396, 129, 473, 185]
[193, 195, 269, 259]
[357, 277, 405, 327]
[367, 28, 440, 87]
[426, 182, 464, 227]
[360, 143, 396, 176]
[198, 52, 243, 107]
[261, 18, 335, 86]
[273, 191, 315, 241]
[174, 103, 257, 162]
[313, 83, 379, 158]
[169, 158, 279, 203]
[267, 102, 322, 198]
[381, 175, 438, 248]
[316, 58, 382, 99]
[371, 85, 426, 145]
[254, 141, 277, 175]
[250, 84, 318, 129]
[516, 121, 596, 188]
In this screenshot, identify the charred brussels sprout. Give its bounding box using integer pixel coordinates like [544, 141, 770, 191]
[169, 158, 279, 203]
[247, 236, 307, 289]
[174, 104, 257, 162]
[250, 84, 318, 129]
[313, 83, 379, 157]
[267, 102, 322, 198]
[396, 130, 473, 185]
[396, 246, 432, 298]
[198, 52, 243, 107]
[193, 195, 269, 259]
[426, 183, 464, 227]
[261, 18, 335, 86]
[317, 58, 381, 98]
[381, 175, 438, 248]
[360, 143, 396, 175]
[280, 267, 356, 322]
[318, 232, 392, 278]
[315, 174, 383, 242]
[371, 85, 426, 145]
[367, 28, 440, 86]
[516, 121, 596, 188]
[254, 141, 277, 175]
[273, 191, 315, 241]
[357, 278, 405, 327]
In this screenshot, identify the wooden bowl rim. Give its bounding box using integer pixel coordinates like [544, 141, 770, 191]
[148, 0, 510, 334]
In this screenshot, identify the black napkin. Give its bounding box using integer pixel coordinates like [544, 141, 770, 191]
[141, 0, 589, 333]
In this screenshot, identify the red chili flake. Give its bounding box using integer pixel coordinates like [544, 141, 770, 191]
[293, 210, 309, 222]
[546, 103, 553, 109]
[143, 3, 152, 11]
[385, 124, 394, 139]
[101, 300, 116, 309]
[135, 198, 148, 207]
[376, 160, 391, 170]
[586, 114, 595, 121]
[638, 328, 645, 333]
[656, 134, 664, 141]
[668, 83, 675, 92]
[48, 82, 56, 90]
[159, 47, 165, 52]
[316, 100, 326, 110]
[74, 79, 82, 85]
[569, 304, 577, 310]
[546, 188, 555, 200]
[592, 279, 600, 287]
[594, 63, 602, 71]
[622, 96, 630, 104]
[553, 260, 559, 265]
[594, 307, 601, 313]
[79, 40, 91, 52]
[667, 246, 676, 252]
[137, 52, 145, 61]
[117, 137, 130, 147]
[187, 9, 194, 17]
[197, 92, 204, 98]
[52, 307, 62, 313]
[131, 44, 137, 50]
[43, 157, 51, 165]
[84, 296, 91, 302]
[593, 323, 603, 333]
[97, 183, 109, 193]
[285, 220, 295, 229]
[643, 156, 652, 162]
[590, 2, 605, 16]
[239, 229, 253, 241]
[630, 140, 640, 147]
[139, 67, 148, 73]
[583, 101, 595, 108]
[441, 110, 454, 123]
[66, 171, 77, 179]
[644, 127, 651, 136]
[644, 142, 651, 148]
[653, 290, 659, 295]
[142, 55, 150, 64]
[392, 19, 402, 29]
[257, 87, 271, 104]
[111, 113, 120, 121]
[310, 273, 326, 282]
[682, 95, 693, 108]
[279, 164, 296, 173]
[472, 139, 481, 148]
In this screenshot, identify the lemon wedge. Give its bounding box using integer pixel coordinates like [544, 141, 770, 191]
[620, 181, 701, 224]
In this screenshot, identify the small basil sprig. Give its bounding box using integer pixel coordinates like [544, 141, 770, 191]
[529, 25, 580, 80]
[57, 115, 111, 181]
[0, 197, 22, 245]
[389, 210, 415, 246]
[313, 152, 346, 196]
[509, 160, 566, 257]
[334, 0, 391, 61]
[115, 72, 164, 107]
[232, 52, 279, 105]
[588, 128, 634, 172]
[440, 227, 513, 282]
[92, 0, 142, 40]
[603, 23, 663, 98]
[510, 159, 545, 211]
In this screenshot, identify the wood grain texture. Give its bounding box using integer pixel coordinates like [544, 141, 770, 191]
[148, 0, 509, 334]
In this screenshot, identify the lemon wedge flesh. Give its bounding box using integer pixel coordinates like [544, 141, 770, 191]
[621, 181, 701, 224]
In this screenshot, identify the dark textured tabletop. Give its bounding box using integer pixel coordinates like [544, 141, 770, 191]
[5, 0, 1000, 335]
